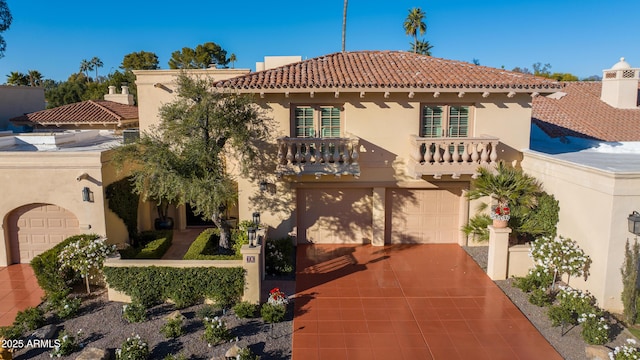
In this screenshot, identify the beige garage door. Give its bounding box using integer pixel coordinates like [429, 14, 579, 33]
[8, 203, 80, 264]
[386, 187, 463, 244]
[298, 188, 372, 244]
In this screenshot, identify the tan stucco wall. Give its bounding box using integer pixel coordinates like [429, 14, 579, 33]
[522, 151, 640, 313]
[134, 69, 537, 243]
[0, 151, 111, 266]
[0, 86, 45, 130]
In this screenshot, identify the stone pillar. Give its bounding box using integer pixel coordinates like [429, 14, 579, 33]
[371, 187, 386, 246]
[241, 244, 263, 304]
[486, 225, 512, 280]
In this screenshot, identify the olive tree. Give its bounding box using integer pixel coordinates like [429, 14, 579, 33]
[115, 73, 270, 250]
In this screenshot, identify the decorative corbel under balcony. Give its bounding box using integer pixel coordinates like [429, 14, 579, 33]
[407, 135, 501, 178]
[276, 136, 360, 177]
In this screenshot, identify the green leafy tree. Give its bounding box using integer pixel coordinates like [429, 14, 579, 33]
[45, 73, 88, 108]
[621, 239, 640, 324]
[511, 66, 532, 75]
[0, 0, 11, 58]
[90, 56, 103, 82]
[121, 51, 160, 71]
[114, 73, 270, 250]
[548, 72, 579, 81]
[404, 7, 427, 54]
[168, 42, 229, 69]
[533, 62, 552, 77]
[6, 71, 27, 85]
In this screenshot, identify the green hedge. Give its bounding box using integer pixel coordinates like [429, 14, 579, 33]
[31, 234, 100, 295]
[183, 228, 240, 260]
[103, 266, 245, 308]
[119, 231, 173, 259]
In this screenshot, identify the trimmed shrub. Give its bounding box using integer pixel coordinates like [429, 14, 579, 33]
[122, 302, 147, 323]
[104, 266, 245, 308]
[14, 307, 44, 332]
[233, 301, 258, 318]
[579, 312, 610, 345]
[31, 234, 100, 295]
[116, 333, 149, 360]
[202, 316, 232, 346]
[106, 176, 139, 244]
[183, 228, 241, 260]
[196, 304, 222, 320]
[119, 231, 173, 259]
[513, 265, 555, 293]
[261, 303, 286, 323]
[161, 315, 184, 339]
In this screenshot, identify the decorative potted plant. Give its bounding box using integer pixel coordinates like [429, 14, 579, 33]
[154, 200, 174, 230]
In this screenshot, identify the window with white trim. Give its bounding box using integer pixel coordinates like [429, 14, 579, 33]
[293, 106, 341, 138]
[420, 105, 470, 138]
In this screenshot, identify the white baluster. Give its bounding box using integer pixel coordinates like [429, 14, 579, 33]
[333, 141, 340, 163]
[480, 143, 489, 164]
[425, 143, 434, 163]
[286, 142, 294, 165]
[322, 142, 331, 163]
[304, 142, 311, 163]
[433, 143, 443, 163]
[470, 143, 479, 163]
[451, 143, 460, 163]
[351, 141, 359, 164]
[310, 142, 317, 164]
[490, 141, 498, 163]
[294, 142, 303, 163]
[461, 142, 470, 163]
[441, 142, 450, 163]
[277, 142, 284, 165]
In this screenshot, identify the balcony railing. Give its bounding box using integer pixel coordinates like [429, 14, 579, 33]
[276, 137, 360, 177]
[408, 135, 500, 178]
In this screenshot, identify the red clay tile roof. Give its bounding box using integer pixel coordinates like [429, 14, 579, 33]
[10, 100, 138, 127]
[214, 51, 562, 90]
[532, 82, 640, 141]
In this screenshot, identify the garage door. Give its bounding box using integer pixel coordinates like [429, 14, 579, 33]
[298, 188, 372, 244]
[8, 204, 80, 264]
[386, 187, 463, 244]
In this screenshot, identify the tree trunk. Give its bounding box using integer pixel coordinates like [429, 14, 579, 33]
[212, 214, 232, 251]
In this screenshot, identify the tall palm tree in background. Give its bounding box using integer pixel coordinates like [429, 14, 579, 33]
[342, 0, 348, 52]
[91, 57, 103, 82]
[411, 39, 433, 56]
[229, 53, 237, 69]
[404, 7, 427, 54]
[27, 69, 42, 86]
[6, 71, 27, 85]
[79, 59, 93, 80]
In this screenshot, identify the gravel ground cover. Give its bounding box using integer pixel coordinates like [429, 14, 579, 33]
[12, 288, 293, 360]
[463, 245, 637, 360]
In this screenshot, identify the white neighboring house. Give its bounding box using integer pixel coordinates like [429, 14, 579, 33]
[522, 58, 640, 313]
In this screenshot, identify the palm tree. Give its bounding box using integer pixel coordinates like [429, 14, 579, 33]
[229, 53, 237, 69]
[410, 40, 433, 56]
[6, 71, 27, 85]
[27, 70, 42, 86]
[91, 57, 103, 82]
[466, 161, 542, 213]
[342, 0, 348, 52]
[79, 59, 93, 80]
[403, 7, 427, 53]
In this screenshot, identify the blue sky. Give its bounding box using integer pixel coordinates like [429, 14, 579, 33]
[1, 0, 639, 82]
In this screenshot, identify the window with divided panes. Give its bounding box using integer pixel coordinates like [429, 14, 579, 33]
[294, 106, 341, 138]
[420, 105, 470, 138]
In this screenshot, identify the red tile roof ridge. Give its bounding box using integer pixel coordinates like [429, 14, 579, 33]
[214, 50, 562, 91]
[9, 100, 138, 126]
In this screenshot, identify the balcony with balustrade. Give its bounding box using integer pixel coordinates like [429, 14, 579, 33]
[276, 137, 360, 177]
[407, 135, 501, 179]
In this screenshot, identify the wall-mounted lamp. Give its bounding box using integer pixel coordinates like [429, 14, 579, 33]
[259, 181, 268, 192]
[252, 212, 261, 227]
[247, 227, 257, 248]
[82, 187, 93, 202]
[629, 211, 640, 235]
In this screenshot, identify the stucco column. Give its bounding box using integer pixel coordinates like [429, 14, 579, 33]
[241, 244, 263, 304]
[459, 189, 470, 246]
[486, 225, 512, 280]
[372, 187, 386, 246]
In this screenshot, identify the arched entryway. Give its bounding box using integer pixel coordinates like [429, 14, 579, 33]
[7, 203, 80, 264]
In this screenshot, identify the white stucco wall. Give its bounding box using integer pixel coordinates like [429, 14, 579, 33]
[0, 86, 45, 130]
[522, 150, 640, 313]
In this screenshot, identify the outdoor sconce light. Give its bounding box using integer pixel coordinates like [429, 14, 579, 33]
[248, 227, 257, 248]
[259, 181, 268, 192]
[82, 187, 93, 202]
[629, 211, 640, 236]
[252, 212, 261, 227]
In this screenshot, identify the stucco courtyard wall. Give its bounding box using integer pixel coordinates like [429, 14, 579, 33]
[522, 150, 640, 313]
[0, 86, 45, 130]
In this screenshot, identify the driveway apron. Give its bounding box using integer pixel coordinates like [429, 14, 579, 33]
[292, 244, 562, 360]
[0, 264, 44, 327]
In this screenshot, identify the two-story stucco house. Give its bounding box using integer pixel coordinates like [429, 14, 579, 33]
[135, 51, 561, 247]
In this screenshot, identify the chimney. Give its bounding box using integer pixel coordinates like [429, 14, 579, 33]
[601, 57, 639, 109]
[104, 85, 135, 105]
